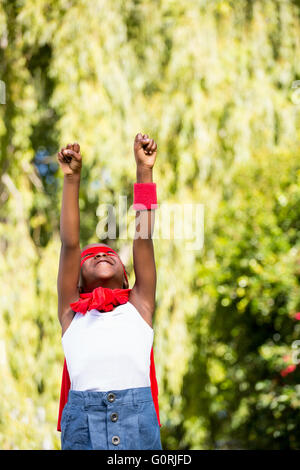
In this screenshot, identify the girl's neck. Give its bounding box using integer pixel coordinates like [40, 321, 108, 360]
[82, 282, 124, 293]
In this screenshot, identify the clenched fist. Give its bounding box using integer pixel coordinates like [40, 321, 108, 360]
[57, 142, 82, 176]
[134, 133, 157, 170]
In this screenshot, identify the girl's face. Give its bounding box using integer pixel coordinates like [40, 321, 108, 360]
[79, 243, 128, 293]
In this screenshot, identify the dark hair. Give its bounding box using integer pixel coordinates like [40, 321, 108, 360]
[122, 269, 129, 289]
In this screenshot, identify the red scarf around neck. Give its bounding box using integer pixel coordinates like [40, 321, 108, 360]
[57, 246, 161, 431]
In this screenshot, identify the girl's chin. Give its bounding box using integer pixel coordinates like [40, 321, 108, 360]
[96, 272, 114, 279]
[95, 263, 114, 271]
[96, 270, 117, 280]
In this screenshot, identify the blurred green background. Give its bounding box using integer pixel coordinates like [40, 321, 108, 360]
[1, 0, 300, 450]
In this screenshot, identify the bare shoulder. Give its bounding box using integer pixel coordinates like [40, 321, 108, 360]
[60, 308, 76, 337]
[129, 287, 154, 329]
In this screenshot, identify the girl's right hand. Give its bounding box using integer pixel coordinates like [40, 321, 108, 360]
[57, 142, 82, 176]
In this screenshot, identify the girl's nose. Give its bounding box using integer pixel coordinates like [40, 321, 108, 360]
[95, 253, 107, 259]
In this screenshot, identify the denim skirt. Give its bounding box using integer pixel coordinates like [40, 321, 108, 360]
[60, 386, 163, 450]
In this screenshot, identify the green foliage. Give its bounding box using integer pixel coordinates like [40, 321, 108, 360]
[1, 0, 300, 449]
[182, 150, 300, 449]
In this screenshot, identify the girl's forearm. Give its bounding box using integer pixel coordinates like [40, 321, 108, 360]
[60, 174, 81, 247]
[136, 166, 153, 184]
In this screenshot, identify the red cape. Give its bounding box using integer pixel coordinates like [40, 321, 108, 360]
[57, 259, 161, 432]
[57, 345, 161, 431]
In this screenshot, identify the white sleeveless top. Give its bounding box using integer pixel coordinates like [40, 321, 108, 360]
[62, 301, 154, 391]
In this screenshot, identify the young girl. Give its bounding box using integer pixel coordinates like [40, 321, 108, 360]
[56, 134, 162, 450]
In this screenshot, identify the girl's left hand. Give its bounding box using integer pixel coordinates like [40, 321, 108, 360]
[134, 133, 157, 170]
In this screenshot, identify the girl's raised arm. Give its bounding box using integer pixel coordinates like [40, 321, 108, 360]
[129, 133, 158, 329]
[56, 143, 82, 336]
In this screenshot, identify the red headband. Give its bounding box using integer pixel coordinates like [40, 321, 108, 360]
[80, 246, 128, 284]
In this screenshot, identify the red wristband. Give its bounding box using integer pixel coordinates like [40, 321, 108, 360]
[133, 182, 158, 210]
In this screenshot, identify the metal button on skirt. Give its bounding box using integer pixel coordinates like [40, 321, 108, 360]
[60, 387, 163, 450]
